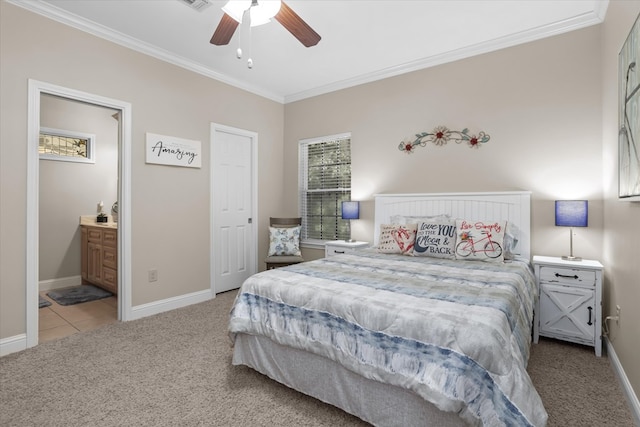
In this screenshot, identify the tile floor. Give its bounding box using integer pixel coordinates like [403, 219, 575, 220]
[38, 290, 118, 343]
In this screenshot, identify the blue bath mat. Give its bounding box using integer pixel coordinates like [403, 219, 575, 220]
[39, 296, 51, 308]
[46, 285, 113, 306]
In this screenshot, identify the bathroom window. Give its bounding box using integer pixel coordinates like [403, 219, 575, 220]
[39, 127, 95, 164]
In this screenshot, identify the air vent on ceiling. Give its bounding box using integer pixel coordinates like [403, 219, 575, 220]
[179, 0, 212, 12]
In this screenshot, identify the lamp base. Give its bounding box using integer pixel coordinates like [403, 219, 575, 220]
[562, 255, 582, 262]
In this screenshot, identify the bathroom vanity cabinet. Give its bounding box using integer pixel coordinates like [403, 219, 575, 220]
[81, 224, 118, 295]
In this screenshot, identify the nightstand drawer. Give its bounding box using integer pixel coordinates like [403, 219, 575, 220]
[539, 265, 595, 287]
[326, 246, 354, 256]
[325, 241, 369, 257]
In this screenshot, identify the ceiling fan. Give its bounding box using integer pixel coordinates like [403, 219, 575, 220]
[210, 0, 321, 48]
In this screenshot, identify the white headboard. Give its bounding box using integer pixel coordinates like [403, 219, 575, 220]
[374, 191, 532, 260]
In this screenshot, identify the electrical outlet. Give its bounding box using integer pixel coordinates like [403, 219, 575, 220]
[616, 305, 621, 325]
[148, 269, 158, 282]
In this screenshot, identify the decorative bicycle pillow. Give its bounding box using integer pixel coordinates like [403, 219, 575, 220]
[454, 219, 506, 262]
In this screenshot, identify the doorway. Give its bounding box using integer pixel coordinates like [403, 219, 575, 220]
[26, 80, 132, 348]
[210, 123, 258, 294]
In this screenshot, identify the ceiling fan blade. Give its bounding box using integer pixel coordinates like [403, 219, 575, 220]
[274, 1, 321, 47]
[210, 13, 239, 46]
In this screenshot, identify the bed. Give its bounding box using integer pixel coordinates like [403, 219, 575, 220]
[229, 191, 547, 426]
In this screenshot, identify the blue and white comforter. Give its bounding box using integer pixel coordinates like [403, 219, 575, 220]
[229, 249, 548, 426]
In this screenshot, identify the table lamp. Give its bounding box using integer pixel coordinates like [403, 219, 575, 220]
[341, 201, 359, 242]
[555, 200, 588, 261]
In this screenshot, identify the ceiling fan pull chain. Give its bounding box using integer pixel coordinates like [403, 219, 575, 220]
[246, 7, 254, 69]
[236, 7, 250, 59]
[247, 24, 253, 69]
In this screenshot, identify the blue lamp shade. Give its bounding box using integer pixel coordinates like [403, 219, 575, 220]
[555, 200, 588, 227]
[341, 201, 360, 220]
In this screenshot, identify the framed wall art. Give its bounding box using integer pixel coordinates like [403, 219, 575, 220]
[145, 132, 201, 168]
[619, 13, 640, 200]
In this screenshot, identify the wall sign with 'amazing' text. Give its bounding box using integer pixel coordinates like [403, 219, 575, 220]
[145, 132, 201, 168]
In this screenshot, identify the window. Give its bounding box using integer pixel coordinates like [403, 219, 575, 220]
[39, 127, 95, 163]
[299, 133, 351, 244]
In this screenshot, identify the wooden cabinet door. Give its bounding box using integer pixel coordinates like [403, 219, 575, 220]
[87, 241, 103, 284]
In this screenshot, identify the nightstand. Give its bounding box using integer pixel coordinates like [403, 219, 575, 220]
[532, 255, 603, 357]
[325, 240, 369, 257]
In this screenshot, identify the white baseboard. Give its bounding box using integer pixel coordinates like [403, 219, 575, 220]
[130, 289, 214, 320]
[606, 339, 640, 426]
[0, 334, 27, 357]
[39, 275, 82, 291]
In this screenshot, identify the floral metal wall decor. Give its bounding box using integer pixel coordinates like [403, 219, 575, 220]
[398, 126, 490, 154]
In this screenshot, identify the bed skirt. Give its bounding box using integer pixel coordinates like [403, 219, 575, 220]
[232, 333, 466, 427]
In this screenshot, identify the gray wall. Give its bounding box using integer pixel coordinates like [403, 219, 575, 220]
[285, 26, 605, 262]
[601, 0, 640, 410]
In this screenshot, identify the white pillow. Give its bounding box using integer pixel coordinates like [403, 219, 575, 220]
[377, 223, 418, 255]
[413, 220, 456, 259]
[454, 220, 506, 262]
[268, 226, 302, 256]
[503, 222, 520, 260]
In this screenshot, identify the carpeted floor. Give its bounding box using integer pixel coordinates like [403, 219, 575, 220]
[0, 290, 635, 426]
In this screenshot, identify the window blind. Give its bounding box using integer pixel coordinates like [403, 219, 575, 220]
[299, 133, 351, 242]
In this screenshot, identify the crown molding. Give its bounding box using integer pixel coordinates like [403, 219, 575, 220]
[284, 4, 608, 103]
[8, 0, 607, 105]
[6, 0, 285, 103]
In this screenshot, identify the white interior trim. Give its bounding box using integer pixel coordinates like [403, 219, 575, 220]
[606, 338, 640, 426]
[7, 0, 606, 105]
[284, 10, 605, 103]
[129, 289, 213, 321]
[8, 0, 283, 104]
[38, 275, 82, 292]
[26, 79, 133, 351]
[0, 334, 27, 357]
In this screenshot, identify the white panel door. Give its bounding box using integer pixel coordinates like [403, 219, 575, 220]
[211, 124, 257, 294]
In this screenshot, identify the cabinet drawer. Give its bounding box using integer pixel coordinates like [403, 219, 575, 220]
[102, 229, 117, 247]
[87, 228, 102, 244]
[103, 246, 117, 270]
[539, 265, 595, 287]
[326, 246, 355, 257]
[102, 267, 118, 294]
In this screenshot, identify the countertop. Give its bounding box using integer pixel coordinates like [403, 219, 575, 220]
[79, 215, 118, 229]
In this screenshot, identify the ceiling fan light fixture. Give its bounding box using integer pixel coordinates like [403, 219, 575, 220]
[222, 0, 281, 27]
